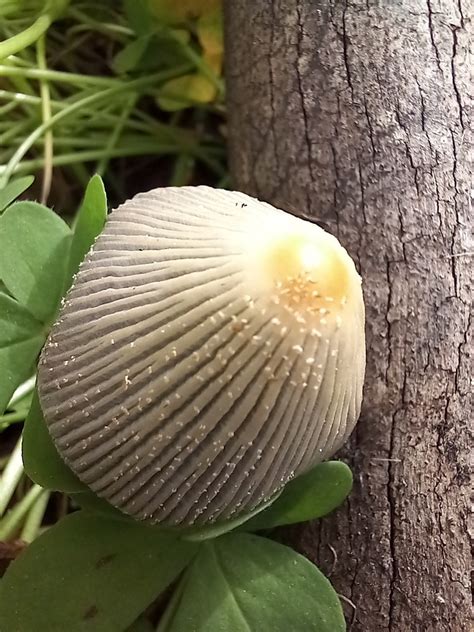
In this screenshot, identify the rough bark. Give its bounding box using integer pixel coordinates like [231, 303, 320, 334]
[224, 2, 472, 631]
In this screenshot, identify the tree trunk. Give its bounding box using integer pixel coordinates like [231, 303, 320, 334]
[224, 2, 472, 630]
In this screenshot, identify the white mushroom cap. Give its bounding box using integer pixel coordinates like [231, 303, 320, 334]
[38, 187, 365, 526]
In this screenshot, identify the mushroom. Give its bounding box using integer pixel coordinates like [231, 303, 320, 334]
[37, 186, 365, 526]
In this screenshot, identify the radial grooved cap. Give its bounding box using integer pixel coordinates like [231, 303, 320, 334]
[37, 187, 365, 526]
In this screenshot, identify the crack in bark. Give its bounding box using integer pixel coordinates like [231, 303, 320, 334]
[341, 1, 355, 98]
[426, 0, 442, 71]
[357, 160, 368, 226]
[455, 309, 470, 394]
[394, 101, 421, 197]
[415, 76, 436, 163]
[363, 96, 377, 169]
[450, 25, 465, 131]
[346, 494, 360, 631]
[404, 142, 421, 197]
[387, 429, 398, 632]
[268, 2, 281, 178]
[449, 129, 460, 298]
[384, 261, 393, 386]
[295, 1, 314, 217]
[330, 142, 341, 237]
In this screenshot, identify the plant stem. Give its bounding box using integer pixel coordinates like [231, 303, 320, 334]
[0, 120, 32, 147]
[0, 145, 184, 174]
[0, 437, 23, 516]
[171, 154, 195, 186]
[36, 33, 53, 203]
[67, 7, 133, 38]
[0, 65, 192, 186]
[0, 64, 125, 87]
[0, 410, 29, 428]
[0, 91, 168, 135]
[20, 490, 50, 542]
[0, 100, 18, 116]
[5, 376, 36, 408]
[96, 93, 136, 176]
[0, 484, 44, 540]
[0, 14, 52, 61]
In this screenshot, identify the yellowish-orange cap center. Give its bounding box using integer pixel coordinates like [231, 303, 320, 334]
[263, 233, 353, 314]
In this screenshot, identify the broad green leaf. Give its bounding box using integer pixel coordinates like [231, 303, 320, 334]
[112, 31, 188, 75]
[127, 616, 155, 632]
[73, 489, 278, 541]
[242, 461, 353, 531]
[66, 174, 107, 289]
[120, 29, 190, 74]
[159, 533, 345, 632]
[0, 292, 44, 346]
[0, 175, 34, 212]
[0, 336, 44, 415]
[124, 0, 154, 35]
[22, 389, 86, 493]
[0, 292, 46, 413]
[0, 511, 199, 632]
[72, 490, 253, 541]
[0, 201, 71, 322]
[113, 35, 152, 74]
[0, 290, 42, 413]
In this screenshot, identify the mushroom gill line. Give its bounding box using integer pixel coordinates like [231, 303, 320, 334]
[177, 351, 299, 524]
[277, 332, 334, 481]
[132, 187, 267, 224]
[238, 330, 327, 514]
[297, 333, 343, 472]
[74, 252, 239, 284]
[196, 338, 313, 525]
[61, 298, 253, 469]
[320, 319, 356, 460]
[48, 292, 250, 442]
[322, 301, 364, 460]
[92, 310, 281, 510]
[59, 259, 242, 324]
[151, 332, 300, 524]
[46, 264, 243, 372]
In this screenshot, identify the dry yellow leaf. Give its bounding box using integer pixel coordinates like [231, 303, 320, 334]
[157, 73, 216, 111]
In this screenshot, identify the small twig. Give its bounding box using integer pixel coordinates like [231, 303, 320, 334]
[327, 543, 338, 577]
[338, 593, 357, 630]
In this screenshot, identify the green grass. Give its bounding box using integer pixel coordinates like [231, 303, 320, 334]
[0, 0, 226, 211]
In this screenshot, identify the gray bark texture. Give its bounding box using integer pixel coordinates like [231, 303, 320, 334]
[224, 1, 472, 631]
